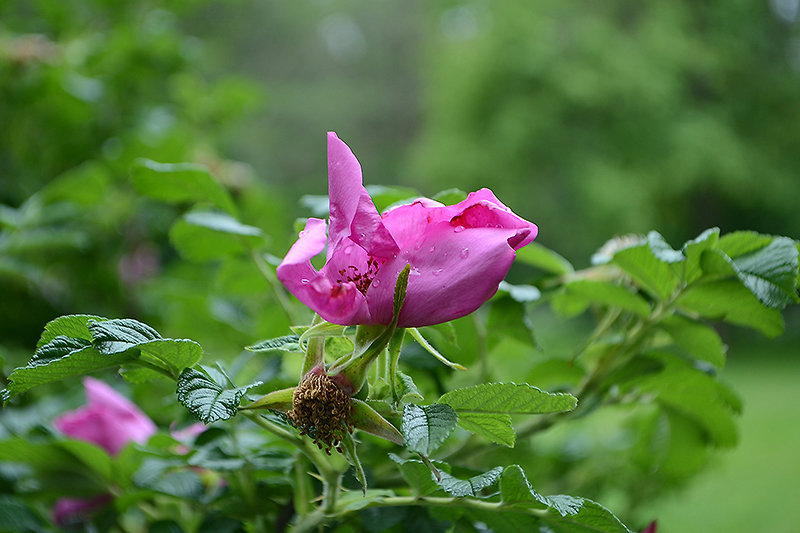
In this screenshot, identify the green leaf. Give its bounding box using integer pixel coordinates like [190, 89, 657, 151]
[718, 231, 774, 258]
[3, 346, 135, 400]
[169, 211, 263, 262]
[88, 318, 161, 355]
[366, 185, 419, 212]
[612, 232, 681, 300]
[438, 467, 504, 497]
[389, 454, 443, 497]
[437, 383, 576, 447]
[437, 382, 577, 416]
[32, 336, 92, 363]
[680, 228, 720, 283]
[407, 328, 467, 371]
[497, 281, 542, 303]
[402, 403, 458, 455]
[457, 413, 515, 447]
[561, 280, 651, 317]
[245, 335, 301, 353]
[0, 497, 44, 532]
[728, 237, 799, 309]
[0, 438, 113, 482]
[659, 315, 726, 368]
[678, 280, 784, 337]
[176, 367, 262, 424]
[515, 242, 574, 275]
[496, 466, 631, 532]
[131, 159, 236, 214]
[139, 339, 203, 374]
[488, 297, 537, 350]
[432, 188, 468, 205]
[36, 314, 104, 349]
[396, 371, 424, 404]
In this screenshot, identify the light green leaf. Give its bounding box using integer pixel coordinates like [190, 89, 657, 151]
[169, 211, 263, 262]
[438, 467, 503, 497]
[659, 315, 726, 368]
[678, 280, 784, 337]
[139, 339, 203, 374]
[366, 185, 419, 212]
[562, 279, 651, 317]
[131, 159, 236, 214]
[612, 233, 681, 300]
[718, 231, 774, 258]
[437, 382, 577, 416]
[498, 281, 542, 303]
[402, 403, 458, 455]
[245, 335, 301, 353]
[432, 188, 468, 205]
[408, 328, 467, 371]
[456, 413, 515, 447]
[680, 227, 720, 283]
[515, 242, 574, 275]
[396, 371, 424, 404]
[176, 367, 262, 424]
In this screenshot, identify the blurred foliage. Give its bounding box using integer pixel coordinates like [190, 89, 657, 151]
[410, 1, 800, 261]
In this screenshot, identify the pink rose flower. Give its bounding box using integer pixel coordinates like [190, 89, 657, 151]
[277, 132, 538, 327]
[53, 377, 157, 456]
[51, 377, 156, 525]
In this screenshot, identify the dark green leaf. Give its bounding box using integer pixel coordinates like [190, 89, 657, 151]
[389, 454, 443, 497]
[176, 367, 261, 424]
[36, 314, 104, 349]
[456, 413, 515, 447]
[0, 497, 44, 532]
[402, 403, 458, 455]
[432, 188, 468, 205]
[437, 382, 577, 416]
[3, 347, 135, 400]
[139, 339, 203, 374]
[131, 159, 236, 214]
[32, 336, 91, 362]
[88, 318, 161, 355]
[438, 467, 503, 497]
[728, 237, 799, 309]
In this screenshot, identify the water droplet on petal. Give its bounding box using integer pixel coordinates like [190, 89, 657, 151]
[454, 225, 465, 233]
[410, 267, 421, 276]
[429, 245, 436, 253]
[301, 278, 310, 284]
[344, 246, 353, 254]
[432, 268, 443, 276]
[299, 230, 307, 237]
[460, 248, 469, 259]
[372, 278, 381, 287]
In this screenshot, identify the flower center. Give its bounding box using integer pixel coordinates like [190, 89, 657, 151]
[335, 256, 380, 295]
[287, 371, 353, 454]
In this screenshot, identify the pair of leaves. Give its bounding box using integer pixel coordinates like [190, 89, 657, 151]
[401, 383, 578, 453]
[2, 315, 203, 401]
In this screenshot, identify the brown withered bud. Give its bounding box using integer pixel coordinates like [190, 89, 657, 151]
[287, 367, 353, 454]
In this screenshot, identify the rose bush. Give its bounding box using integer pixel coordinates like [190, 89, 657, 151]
[278, 132, 538, 327]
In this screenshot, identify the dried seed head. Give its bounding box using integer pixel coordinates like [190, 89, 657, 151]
[287, 371, 353, 454]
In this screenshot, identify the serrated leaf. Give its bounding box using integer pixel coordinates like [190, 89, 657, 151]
[437, 382, 577, 416]
[612, 233, 681, 300]
[131, 159, 236, 214]
[515, 242, 574, 275]
[678, 280, 784, 337]
[396, 372, 424, 404]
[3, 347, 135, 400]
[718, 231, 774, 258]
[659, 315, 726, 368]
[499, 465, 550, 508]
[176, 367, 261, 424]
[562, 280, 651, 317]
[438, 467, 503, 497]
[246, 335, 301, 353]
[32, 336, 92, 362]
[89, 318, 161, 355]
[729, 237, 799, 309]
[36, 314, 105, 349]
[402, 403, 458, 455]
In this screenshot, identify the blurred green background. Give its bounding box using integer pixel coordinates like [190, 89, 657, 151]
[1, 1, 798, 531]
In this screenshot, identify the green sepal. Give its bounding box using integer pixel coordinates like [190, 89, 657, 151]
[241, 387, 296, 412]
[350, 398, 403, 445]
[340, 432, 367, 495]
